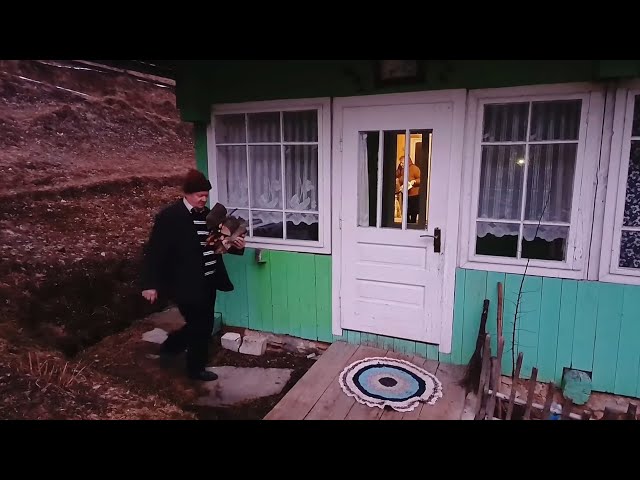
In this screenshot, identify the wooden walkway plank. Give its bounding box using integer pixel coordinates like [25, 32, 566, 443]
[265, 340, 465, 421]
[345, 396, 385, 420]
[418, 362, 467, 420]
[400, 355, 436, 420]
[263, 341, 359, 420]
[305, 345, 387, 420]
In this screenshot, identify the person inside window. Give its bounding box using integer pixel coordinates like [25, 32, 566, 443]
[396, 156, 421, 224]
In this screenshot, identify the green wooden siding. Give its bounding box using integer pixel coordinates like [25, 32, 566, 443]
[441, 268, 640, 397]
[217, 249, 333, 343]
[592, 283, 624, 393]
[392, 268, 639, 398]
[616, 286, 640, 397]
[537, 278, 562, 383]
[337, 267, 640, 398]
[556, 281, 578, 384]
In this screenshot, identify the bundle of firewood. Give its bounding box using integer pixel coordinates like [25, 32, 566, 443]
[205, 203, 247, 254]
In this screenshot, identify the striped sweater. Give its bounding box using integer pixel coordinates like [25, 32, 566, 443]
[189, 208, 217, 278]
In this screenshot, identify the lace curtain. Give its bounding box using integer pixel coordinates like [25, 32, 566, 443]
[214, 110, 319, 240]
[476, 100, 581, 257]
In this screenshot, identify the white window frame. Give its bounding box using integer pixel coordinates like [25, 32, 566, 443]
[458, 83, 605, 280]
[206, 97, 332, 254]
[599, 82, 640, 285]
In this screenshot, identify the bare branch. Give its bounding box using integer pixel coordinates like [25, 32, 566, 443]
[514, 328, 538, 335]
[511, 187, 550, 378]
[519, 289, 542, 295]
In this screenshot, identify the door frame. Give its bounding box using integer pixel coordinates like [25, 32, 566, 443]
[331, 90, 468, 353]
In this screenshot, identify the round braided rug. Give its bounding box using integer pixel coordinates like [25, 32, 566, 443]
[338, 356, 443, 412]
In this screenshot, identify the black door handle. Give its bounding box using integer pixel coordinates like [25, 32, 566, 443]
[420, 227, 441, 253]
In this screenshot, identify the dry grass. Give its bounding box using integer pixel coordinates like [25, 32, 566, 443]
[22, 352, 88, 391]
[0, 339, 195, 420]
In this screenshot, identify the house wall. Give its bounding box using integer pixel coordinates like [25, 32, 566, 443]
[340, 269, 640, 399]
[210, 246, 640, 398]
[215, 248, 334, 343]
[194, 122, 332, 342]
[450, 269, 640, 398]
[187, 60, 640, 399]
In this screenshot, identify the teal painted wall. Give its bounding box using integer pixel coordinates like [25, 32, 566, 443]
[447, 268, 640, 398]
[216, 249, 334, 344]
[330, 267, 640, 399]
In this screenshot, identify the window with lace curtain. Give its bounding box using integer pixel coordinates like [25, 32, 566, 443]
[474, 99, 582, 262]
[209, 99, 331, 254]
[600, 88, 640, 285]
[462, 85, 604, 278]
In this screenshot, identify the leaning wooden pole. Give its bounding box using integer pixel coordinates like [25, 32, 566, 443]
[506, 352, 523, 420]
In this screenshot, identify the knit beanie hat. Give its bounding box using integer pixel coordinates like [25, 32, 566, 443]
[183, 169, 212, 193]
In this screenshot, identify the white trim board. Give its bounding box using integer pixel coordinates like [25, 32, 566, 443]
[599, 81, 640, 285]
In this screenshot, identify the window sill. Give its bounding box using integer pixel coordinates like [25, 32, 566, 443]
[245, 239, 331, 255]
[599, 271, 640, 286]
[460, 259, 585, 280]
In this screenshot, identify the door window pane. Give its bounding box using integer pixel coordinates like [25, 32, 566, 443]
[357, 129, 432, 230]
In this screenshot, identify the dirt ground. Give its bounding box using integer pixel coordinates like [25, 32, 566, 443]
[79, 312, 315, 420]
[0, 60, 313, 420]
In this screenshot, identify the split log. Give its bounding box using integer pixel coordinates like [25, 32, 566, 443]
[474, 334, 492, 420]
[523, 367, 538, 420]
[506, 352, 523, 420]
[542, 382, 555, 420]
[626, 403, 637, 420]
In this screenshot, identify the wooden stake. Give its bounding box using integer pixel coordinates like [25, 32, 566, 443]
[506, 352, 523, 420]
[496, 336, 505, 387]
[497, 282, 504, 339]
[562, 396, 573, 420]
[485, 389, 584, 420]
[542, 382, 555, 420]
[626, 403, 637, 420]
[474, 334, 492, 419]
[523, 367, 538, 420]
[485, 358, 498, 420]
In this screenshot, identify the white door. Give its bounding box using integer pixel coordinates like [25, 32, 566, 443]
[338, 99, 458, 345]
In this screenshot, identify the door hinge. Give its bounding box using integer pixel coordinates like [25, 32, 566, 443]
[339, 138, 343, 152]
[339, 217, 343, 230]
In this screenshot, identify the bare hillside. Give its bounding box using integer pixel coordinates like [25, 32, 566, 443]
[0, 60, 196, 419]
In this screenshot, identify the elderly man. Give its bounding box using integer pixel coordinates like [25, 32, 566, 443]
[141, 169, 245, 381]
